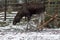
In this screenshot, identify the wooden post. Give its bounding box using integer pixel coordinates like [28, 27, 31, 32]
[4, 0, 7, 21]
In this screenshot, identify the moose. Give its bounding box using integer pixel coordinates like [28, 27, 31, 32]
[13, 2, 45, 25]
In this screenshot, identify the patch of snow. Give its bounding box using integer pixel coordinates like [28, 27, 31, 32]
[0, 11, 60, 40]
[0, 12, 17, 14]
[0, 22, 60, 40]
[0, 20, 3, 21]
[0, 31, 60, 40]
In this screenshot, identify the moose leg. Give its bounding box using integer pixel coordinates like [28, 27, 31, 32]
[26, 15, 31, 31]
[37, 13, 44, 31]
[37, 12, 45, 31]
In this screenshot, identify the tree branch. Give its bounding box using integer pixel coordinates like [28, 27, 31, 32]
[37, 13, 58, 30]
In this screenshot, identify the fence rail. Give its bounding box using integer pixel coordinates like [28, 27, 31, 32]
[0, 12, 17, 21]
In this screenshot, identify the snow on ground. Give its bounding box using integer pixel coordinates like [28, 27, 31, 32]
[0, 29, 60, 40]
[0, 12, 60, 40]
[0, 21, 60, 40]
[0, 25, 60, 40]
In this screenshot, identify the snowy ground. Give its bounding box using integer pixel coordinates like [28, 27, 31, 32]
[0, 31, 60, 40]
[0, 26, 60, 40]
[0, 12, 60, 40]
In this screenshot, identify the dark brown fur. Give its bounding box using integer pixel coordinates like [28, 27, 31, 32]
[13, 2, 45, 25]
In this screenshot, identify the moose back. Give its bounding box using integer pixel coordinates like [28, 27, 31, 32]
[13, 2, 45, 25]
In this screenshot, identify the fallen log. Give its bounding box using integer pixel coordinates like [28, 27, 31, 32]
[37, 14, 58, 30]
